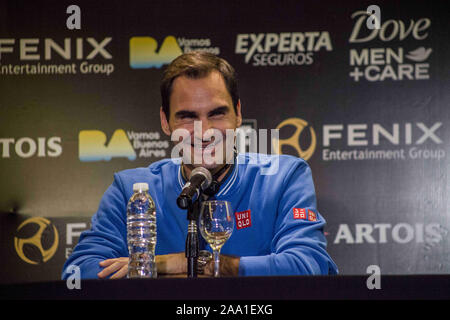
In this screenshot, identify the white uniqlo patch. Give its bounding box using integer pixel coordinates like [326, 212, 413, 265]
[293, 208, 307, 220]
[235, 210, 252, 230]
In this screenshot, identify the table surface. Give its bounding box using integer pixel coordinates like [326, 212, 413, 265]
[1, 275, 449, 300]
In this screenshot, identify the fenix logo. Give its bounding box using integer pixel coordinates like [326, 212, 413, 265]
[322, 122, 445, 161]
[0, 37, 114, 76]
[0, 37, 112, 61]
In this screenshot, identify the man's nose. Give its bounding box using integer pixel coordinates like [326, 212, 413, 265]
[193, 118, 214, 140]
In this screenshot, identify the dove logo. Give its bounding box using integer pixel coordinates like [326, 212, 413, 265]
[79, 129, 136, 162]
[405, 47, 433, 62]
[349, 11, 431, 43]
[348, 11, 432, 82]
[349, 47, 432, 81]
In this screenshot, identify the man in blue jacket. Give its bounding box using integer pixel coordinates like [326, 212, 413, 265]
[62, 52, 338, 279]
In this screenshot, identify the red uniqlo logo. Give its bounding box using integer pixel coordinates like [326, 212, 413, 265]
[235, 210, 252, 230]
[308, 209, 317, 221]
[293, 208, 307, 220]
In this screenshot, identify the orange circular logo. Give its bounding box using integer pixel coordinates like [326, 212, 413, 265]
[14, 217, 59, 265]
[272, 118, 316, 160]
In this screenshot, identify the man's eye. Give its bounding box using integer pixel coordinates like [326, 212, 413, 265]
[209, 112, 225, 118]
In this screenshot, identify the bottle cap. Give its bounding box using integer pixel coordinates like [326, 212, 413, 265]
[133, 183, 149, 192]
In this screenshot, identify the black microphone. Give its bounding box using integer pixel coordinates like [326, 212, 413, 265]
[177, 167, 212, 209]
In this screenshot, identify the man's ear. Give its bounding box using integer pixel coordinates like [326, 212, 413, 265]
[235, 99, 242, 128]
[160, 107, 171, 136]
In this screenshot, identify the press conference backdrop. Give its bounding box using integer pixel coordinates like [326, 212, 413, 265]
[1, 0, 449, 284]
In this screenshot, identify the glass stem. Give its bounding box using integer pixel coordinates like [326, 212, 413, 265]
[213, 249, 220, 277]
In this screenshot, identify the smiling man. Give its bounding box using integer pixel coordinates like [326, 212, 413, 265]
[62, 52, 338, 279]
[160, 55, 241, 175]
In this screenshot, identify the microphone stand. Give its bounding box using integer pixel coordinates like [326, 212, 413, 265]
[185, 193, 203, 278]
[181, 160, 234, 278]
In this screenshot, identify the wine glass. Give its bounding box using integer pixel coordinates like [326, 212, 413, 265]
[199, 200, 234, 277]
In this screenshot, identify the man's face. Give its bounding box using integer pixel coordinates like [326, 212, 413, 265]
[160, 70, 242, 170]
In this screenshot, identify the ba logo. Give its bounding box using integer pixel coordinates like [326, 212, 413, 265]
[129, 36, 183, 69]
[78, 129, 136, 162]
[272, 118, 316, 160]
[14, 217, 59, 265]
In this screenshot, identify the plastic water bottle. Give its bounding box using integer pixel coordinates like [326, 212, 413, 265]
[127, 182, 157, 278]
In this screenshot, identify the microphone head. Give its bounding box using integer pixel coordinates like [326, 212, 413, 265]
[189, 167, 213, 190]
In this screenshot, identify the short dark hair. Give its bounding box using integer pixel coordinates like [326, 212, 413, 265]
[160, 51, 239, 119]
